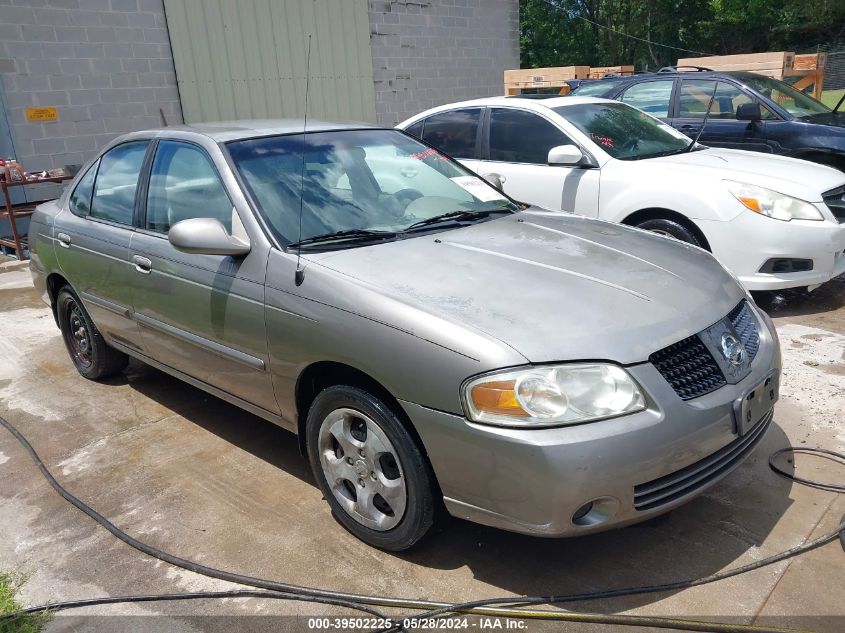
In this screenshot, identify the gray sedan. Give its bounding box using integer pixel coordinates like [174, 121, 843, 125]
[29, 120, 780, 550]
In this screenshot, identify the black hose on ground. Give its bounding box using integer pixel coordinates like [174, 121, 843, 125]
[3, 589, 388, 618]
[768, 447, 845, 493]
[1, 413, 842, 633]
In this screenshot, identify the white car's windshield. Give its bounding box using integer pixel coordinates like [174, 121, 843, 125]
[227, 129, 515, 248]
[554, 102, 692, 160]
[736, 73, 830, 118]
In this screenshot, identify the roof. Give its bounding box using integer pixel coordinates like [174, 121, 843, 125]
[149, 118, 380, 142]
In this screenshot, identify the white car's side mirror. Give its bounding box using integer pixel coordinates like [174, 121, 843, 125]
[547, 144, 584, 166]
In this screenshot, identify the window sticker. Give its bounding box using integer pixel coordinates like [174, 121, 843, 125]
[590, 133, 615, 149]
[408, 148, 448, 161]
[450, 176, 505, 202]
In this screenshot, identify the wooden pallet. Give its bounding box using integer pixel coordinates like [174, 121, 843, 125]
[677, 51, 826, 99]
[504, 66, 590, 95]
[588, 65, 635, 79]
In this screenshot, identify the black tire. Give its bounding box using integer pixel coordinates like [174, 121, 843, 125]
[636, 217, 705, 248]
[56, 286, 128, 380]
[305, 385, 435, 551]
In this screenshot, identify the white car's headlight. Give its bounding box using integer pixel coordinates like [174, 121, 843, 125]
[724, 181, 822, 221]
[463, 363, 646, 428]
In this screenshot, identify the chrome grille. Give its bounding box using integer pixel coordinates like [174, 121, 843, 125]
[822, 184, 845, 224]
[648, 335, 726, 400]
[650, 300, 760, 400]
[728, 300, 759, 361]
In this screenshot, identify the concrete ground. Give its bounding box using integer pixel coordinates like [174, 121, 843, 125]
[1, 257, 843, 632]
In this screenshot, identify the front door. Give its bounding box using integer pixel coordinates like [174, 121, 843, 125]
[128, 139, 278, 415]
[477, 107, 600, 214]
[671, 79, 774, 153]
[54, 142, 149, 352]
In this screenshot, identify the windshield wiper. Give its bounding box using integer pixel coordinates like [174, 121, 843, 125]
[288, 228, 397, 249]
[403, 208, 512, 233]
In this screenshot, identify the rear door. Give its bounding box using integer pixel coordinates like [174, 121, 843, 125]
[128, 139, 278, 415]
[54, 141, 149, 353]
[671, 78, 774, 153]
[476, 107, 600, 214]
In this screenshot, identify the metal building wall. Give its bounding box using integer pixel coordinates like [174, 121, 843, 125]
[163, 0, 377, 123]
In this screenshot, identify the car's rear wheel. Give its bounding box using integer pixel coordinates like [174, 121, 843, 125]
[306, 385, 435, 551]
[56, 286, 128, 380]
[636, 217, 704, 248]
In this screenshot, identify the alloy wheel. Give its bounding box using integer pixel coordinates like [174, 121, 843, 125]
[317, 407, 407, 531]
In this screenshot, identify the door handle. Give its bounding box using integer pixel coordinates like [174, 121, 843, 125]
[132, 255, 152, 274]
[57, 232, 71, 248]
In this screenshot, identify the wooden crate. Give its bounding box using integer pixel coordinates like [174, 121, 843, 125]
[588, 65, 635, 79]
[677, 52, 794, 75]
[678, 51, 825, 99]
[504, 66, 590, 95]
[793, 52, 827, 72]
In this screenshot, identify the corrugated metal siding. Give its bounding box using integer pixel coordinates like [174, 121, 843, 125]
[163, 0, 376, 124]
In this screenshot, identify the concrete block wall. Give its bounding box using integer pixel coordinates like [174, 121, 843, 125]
[0, 0, 183, 201]
[368, 0, 519, 126]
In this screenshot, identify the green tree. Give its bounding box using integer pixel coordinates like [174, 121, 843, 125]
[520, 0, 845, 71]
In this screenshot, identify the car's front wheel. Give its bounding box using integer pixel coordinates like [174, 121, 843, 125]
[306, 385, 436, 551]
[56, 286, 128, 380]
[636, 217, 705, 248]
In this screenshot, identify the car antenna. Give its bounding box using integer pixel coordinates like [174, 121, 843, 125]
[834, 91, 845, 114]
[294, 33, 312, 287]
[686, 81, 718, 152]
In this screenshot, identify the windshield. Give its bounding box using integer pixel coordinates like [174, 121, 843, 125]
[227, 129, 515, 247]
[554, 102, 691, 160]
[736, 74, 830, 118]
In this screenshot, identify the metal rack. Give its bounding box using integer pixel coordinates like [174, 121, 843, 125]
[1, 175, 72, 260]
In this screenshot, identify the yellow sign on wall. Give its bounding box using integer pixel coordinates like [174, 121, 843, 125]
[24, 106, 59, 122]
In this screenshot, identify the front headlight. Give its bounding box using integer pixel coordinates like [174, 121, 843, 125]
[463, 363, 646, 428]
[724, 181, 823, 221]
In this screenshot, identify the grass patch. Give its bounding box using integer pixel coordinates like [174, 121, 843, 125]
[0, 572, 48, 633]
[821, 88, 844, 108]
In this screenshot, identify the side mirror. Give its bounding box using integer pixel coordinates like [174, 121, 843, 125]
[168, 218, 251, 256]
[736, 102, 762, 121]
[481, 172, 506, 190]
[547, 144, 584, 166]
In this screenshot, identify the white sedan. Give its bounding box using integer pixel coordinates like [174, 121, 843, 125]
[397, 96, 845, 291]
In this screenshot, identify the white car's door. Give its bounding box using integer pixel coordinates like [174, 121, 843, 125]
[476, 107, 600, 215]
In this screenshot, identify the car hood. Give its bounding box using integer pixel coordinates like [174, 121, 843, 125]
[304, 210, 744, 365]
[647, 147, 845, 201]
[800, 111, 845, 128]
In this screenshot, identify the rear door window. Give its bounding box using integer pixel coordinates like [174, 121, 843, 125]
[619, 80, 675, 118]
[419, 108, 481, 159]
[90, 141, 149, 225]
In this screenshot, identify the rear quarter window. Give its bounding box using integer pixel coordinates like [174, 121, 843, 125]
[68, 160, 98, 217]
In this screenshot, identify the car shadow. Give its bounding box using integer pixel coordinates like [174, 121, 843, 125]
[753, 274, 845, 320]
[119, 359, 795, 613]
[120, 359, 315, 486]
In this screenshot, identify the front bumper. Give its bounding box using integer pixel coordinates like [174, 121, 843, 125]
[402, 306, 781, 537]
[698, 206, 845, 291]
